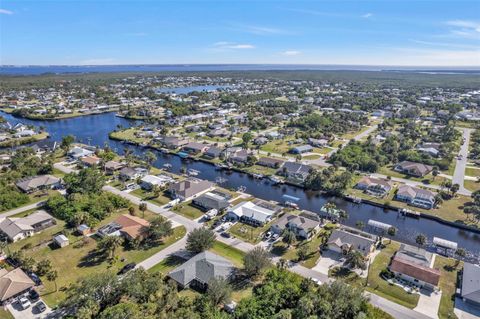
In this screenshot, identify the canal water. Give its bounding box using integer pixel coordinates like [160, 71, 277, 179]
[2, 111, 480, 258]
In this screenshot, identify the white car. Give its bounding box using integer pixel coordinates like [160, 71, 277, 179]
[19, 297, 31, 310]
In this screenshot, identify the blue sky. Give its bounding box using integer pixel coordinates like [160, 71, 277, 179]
[1, 0, 479, 66]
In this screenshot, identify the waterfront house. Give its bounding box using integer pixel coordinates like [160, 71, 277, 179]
[104, 160, 125, 174]
[0, 268, 35, 304]
[389, 244, 440, 290]
[203, 146, 223, 159]
[461, 262, 480, 306]
[0, 210, 56, 242]
[226, 201, 277, 226]
[279, 162, 312, 183]
[270, 213, 320, 240]
[327, 229, 376, 257]
[192, 191, 231, 211]
[119, 167, 148, 181]
[140, 174, 174, 191]
[157, 136, 189, 149]
[168, 178, 214, 201]
[356, 176, 393, 197]
[182, 142, 209, 155]
[228, 149, 251, 164]
[168, 251, 235, 290]
[290, 145, 313, 154]
[80, 155, 101, 167]
[394, 161, 433, 177]
[257, 157, 285, 169]
[68, 146, 94, 160]
[16, 174, 61, 193]
[395, 185, 436, 209]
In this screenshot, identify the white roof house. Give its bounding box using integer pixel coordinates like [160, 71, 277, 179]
[227, 201, 276, 225]
[140, 174, 174, 189]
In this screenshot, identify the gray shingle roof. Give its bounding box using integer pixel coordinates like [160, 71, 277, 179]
[461, 262, 480, 303]
[168, 251, 234, 287]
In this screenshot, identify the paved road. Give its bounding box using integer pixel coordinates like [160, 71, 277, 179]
[452, 128, 473, 195]
[54, 163, 434, 319]
[354, 124, 379, 141]
[0, 201, 46, 219]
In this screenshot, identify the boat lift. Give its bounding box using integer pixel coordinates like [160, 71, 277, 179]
[433, 237, 458, 256]
[282, 194, 301, 209]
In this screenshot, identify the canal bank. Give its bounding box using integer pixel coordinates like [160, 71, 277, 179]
[2, 111, 480, 257]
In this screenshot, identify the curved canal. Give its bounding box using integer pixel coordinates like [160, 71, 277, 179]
[2, 112, 480, 258]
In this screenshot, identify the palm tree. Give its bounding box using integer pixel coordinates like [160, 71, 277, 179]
[46, 270, 58, 292]
[415, 234, 427, 247]
[139, 202, 147, 218]
[99, 236, 123, 259]
[282, 229, 296, 248]
[346, 250, 367, 270]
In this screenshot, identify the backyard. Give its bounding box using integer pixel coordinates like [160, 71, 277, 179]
[7, 208, 186, 307]
[434, 255, 462, 319]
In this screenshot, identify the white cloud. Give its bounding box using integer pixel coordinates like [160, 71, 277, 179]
[232, 24, 292, 35]
[0, 9, 13, 15]
[213, 42, 255, 49]
[445, 20, 480, 39]
[362, 13, 373, 18]
[281, 50, 301, 56]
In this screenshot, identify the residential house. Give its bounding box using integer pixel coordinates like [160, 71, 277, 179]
[253, 137, 268, 145]
[257, 157, 285, 169]
[290, 145, 313, 154]
[104, 161, 125, 174]
[119, 167, 148, 181]
[394, 161, 433, 177]
[228, 149, 250, 164]
[182, 142, 209, 154]
[16, 175, 61, 193]
[395, 185, 436, 209]
[140, 174, 174, 191]
[461, 262, 480, 306]
[80, 155, 101, 167]
[203, 146, 223, 159]
[0, 268, 35, 304]
[327, 229, 376, 257]
[389, 244, 440, 290]
[68, 146, 94, 159]
[270, 213, 320, 240]
[0, 210, 56, 242]
[416, 143, 441, 158]
[356, 176, 393, 197]
[98, 214, 150, 240]
[168, 178, 214, 201]
[308, 138, 329, 147]
[192, 191, 231, 211]
[168, 251, 235, 290]
[279, 162, 312, 183]
[157, 136, 189, 149]
[226, 201, 277, 226]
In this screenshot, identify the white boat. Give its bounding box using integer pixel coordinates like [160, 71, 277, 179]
[268, 176, 283, 184]
[188, 169, 200, 176]
[163, 163, 172, 170]
[252, 173, 264, 179]
[285, 201, 299, 209]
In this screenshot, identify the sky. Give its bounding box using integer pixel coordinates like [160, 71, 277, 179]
[0, 0, 479, 66]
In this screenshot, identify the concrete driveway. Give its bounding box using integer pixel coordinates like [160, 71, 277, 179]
[312, 250, 344, 275]
[413, 289, 442, 319]
[454, 298, 480, 319]
[6, 298, 51, 319]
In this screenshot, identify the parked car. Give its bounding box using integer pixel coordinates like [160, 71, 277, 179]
[117, 262, 136, 275]
[220, 232, 231, 238]
[28, 289, 40, 302]
[264, 231, 272, 240]
[35, 301, 47, 313]
[19, 297, 31, 310]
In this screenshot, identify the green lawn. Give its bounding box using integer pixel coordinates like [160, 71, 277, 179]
[130, 188, 172, 206]
[378, 166, 447, 186]
[172, 201, 204, 219]
[209, 241, 245, 267]
[148, 255, 185, 274]
[0, 308, 14, 319]
[434, 256, 462, 319]
[109, 128, 150, 144]
[465, 167, 480, 177]
[271, 226, 334, 268]
[242, 164, 277, 176]
[365, 241, 420, 309]
[464, 179, 480, 192]
[228, 222, 270, 244]
[8, 208, 186, 308]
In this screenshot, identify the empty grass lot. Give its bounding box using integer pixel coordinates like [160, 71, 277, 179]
[434, 256, 462, 319]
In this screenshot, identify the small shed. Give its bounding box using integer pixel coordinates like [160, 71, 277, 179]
[77, 224, 91, 236]
[53, 234, 69, 248]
